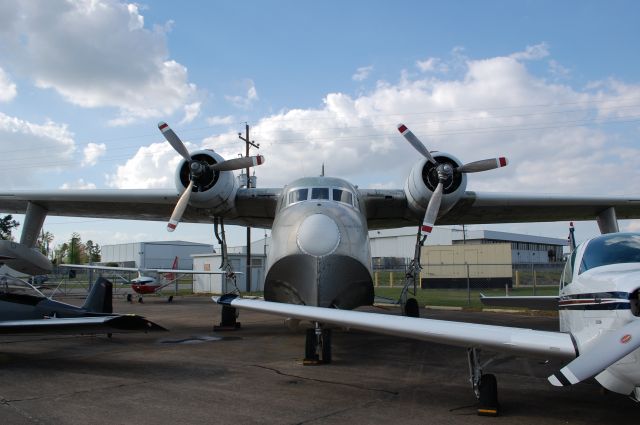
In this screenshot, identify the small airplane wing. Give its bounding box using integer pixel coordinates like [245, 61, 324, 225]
[60, 264, 234, 275]
[0, 315, 166, 335]
[0, 187, 281, 228]
[213, 295, 577, 360]
[361, 190, 640, 229]
[480, 294, 559, 311]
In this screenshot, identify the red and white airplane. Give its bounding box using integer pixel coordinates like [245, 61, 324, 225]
[61, 256, 224, 302]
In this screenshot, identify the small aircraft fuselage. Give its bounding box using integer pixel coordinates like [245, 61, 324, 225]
[264, 176, 374, 309]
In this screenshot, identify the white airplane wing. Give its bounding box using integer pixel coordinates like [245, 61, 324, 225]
[213, 295, 577, 360]
[0, 315, 166, 335]
[480, 294, 559, 311]
[361, 190, 640, 229]
[60, 264, 229, 274]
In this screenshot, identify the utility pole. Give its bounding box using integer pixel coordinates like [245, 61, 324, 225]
[238, 123, 259, 293]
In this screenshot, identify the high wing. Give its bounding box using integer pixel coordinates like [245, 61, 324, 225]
[214, 295, 577, 360]
[480, 294, 559, 311]
[0, 315, 166, 335]
[60, 264, 229, 274]
[0, 187, 281, 229]
[361, 189, 640, 229]
[2, 188, 639, 231]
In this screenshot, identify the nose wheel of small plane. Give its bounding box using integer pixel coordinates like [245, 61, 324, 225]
[403, 297, 420, 318]
[304, 324, 332, 365]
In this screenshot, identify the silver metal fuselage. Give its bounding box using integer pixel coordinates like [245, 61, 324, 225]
[264, 176, 374, 309]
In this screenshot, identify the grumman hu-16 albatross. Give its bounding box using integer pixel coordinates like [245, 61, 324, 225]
[61, 256, 228, 303]
[217, 231, 640, 415]
[1, 122, 640, 410]
[0, 275, 165, 335]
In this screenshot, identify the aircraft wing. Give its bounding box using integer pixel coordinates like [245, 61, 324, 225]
[214, 295, 577, 360]
[0, 187, 281, 228]
[361, 190, 640, 229]
[60, 264, 229, 274]
[0, 315, 166, 335]
[480, 294, 559, 311]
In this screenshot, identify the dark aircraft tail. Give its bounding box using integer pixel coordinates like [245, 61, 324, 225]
[82, 277, 113, 314]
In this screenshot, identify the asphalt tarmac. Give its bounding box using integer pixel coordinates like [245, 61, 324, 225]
[1, 295, 638, 424]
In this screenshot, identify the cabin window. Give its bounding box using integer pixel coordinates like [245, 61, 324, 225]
[579, 233, 640, 274]
[332, 189, 353, 205]
[561, 251, 575, 287]
[288, 188, 308, 205]
[311, 188, 329, 200]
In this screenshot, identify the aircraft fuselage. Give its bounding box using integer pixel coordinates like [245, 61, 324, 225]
[264, 176, 374, 309]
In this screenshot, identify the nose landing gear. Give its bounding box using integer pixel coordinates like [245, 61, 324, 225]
[304, 322, 332, 365]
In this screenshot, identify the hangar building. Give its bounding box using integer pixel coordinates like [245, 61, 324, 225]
[100, 240, 214, 269]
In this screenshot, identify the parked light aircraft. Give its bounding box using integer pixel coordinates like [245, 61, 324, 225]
[0, 274, 165, 335]
[215, 231, 640, 414]
[60, 256, 226, 303]
[2, 122, 640, 412]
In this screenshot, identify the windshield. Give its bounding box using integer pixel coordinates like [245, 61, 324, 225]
[579, 233, 640, 273]
[0, 274, 45, 298]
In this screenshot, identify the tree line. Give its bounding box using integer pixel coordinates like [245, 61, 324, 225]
[1, 214, 101, 264]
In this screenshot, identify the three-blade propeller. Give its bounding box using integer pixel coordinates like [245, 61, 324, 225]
[158, 121, 265, 232]
[397, 123, 508, 239]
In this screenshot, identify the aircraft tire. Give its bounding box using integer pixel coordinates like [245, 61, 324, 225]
[404, 298, 420, 318]
[305, 328, 318, 361]
[477, 374, 499, 416]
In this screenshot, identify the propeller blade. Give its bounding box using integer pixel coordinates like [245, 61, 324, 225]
[167, 180, 194, 232]
[397, 123, 437, 164]
[548, 320, 640, 387]
[457, 157, 508, 173]
[158, 122, 192, 162]
[210, 155, 265, 172]
[420, 181, 443, 237]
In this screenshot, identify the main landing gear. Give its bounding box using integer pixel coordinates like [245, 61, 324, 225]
[468, 348, 499, 416]
[213, 217, 242, 331]
[304, 322, 332, 365]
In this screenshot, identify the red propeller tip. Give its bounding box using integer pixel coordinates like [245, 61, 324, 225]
[158, 122, 169, 131]
[257, 155, 265, 165]
[397, 124, 408, 133]
[499, 157, 508, 167]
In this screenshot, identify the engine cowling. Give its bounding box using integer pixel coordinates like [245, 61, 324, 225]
[174, 149, 238, 215]
[404, 152, 467, 219]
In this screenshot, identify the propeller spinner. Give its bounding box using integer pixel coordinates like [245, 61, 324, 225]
[158, 122, 265, 232]
[397, 123, 508, 239]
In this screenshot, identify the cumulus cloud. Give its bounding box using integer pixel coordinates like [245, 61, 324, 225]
[0, 67, 17, 102]
[0, 113, 75, 187]
[416, 58, 448, 73]
[206, 115, 236, 126]
[510, 43, 549, 61]
[352, 65, 374, 82]
[81, 142, 107, 167]
[60, 178, 97, 189]
[225, 80, 259, 109]
[180, 102, 202, 125]
[111, 47, 640, 205]
[0, 0, 197, 124]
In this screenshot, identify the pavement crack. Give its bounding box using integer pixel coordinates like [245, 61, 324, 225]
[294, 401, 378, 425]
[252, 364, 399, 396]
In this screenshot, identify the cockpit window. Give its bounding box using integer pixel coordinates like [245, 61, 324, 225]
[311, 188, 329, 200]
[579, 233, 640, 273]
[0, 275, 44, 298]
[288, 188, 308, 204]
[333, 189, 353, 205]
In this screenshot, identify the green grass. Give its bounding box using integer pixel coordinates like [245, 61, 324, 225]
[374, 286, 559, 309]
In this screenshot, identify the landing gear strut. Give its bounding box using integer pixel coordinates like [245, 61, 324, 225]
[304, 323, 332, 365]
[468, 348, 499, 416]
[213, 217, 242, 331]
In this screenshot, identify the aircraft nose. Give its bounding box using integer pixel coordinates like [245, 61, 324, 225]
[296, 213, 341, 257]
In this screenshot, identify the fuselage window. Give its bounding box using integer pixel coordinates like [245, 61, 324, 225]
[332, 189, 353, 206]
[288, 188, 308, 205]
[311, 188, 329, 200]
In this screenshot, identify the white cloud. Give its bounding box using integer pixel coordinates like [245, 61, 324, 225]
[60, 178, 97, 190]
[416, 58, 448, 73]
[352, 65, 374, 82]
[548, 59, 571, 79]
[225, 80, 259, 109]
[206, 115, 235, 126]
[0, 67, 17, 102]
[81, 142, 107, 167]
[0, 0, 196, 124]
[110, 47, 640, 210]
[0, 112, 75, 187]
[180, 102, 202, 125]
[510, 43, 549, 61]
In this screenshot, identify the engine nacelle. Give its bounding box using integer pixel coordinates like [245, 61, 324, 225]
[0, 240, 53, 275]
[404, 153, 467, 218]
[175, 149, 238, 215]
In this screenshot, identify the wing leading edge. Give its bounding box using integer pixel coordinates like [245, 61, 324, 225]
[0, 315, 166, 335]
[213, 295, 576, 360]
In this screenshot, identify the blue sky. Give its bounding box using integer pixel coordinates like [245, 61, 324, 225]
[1, 0, 639, 250]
